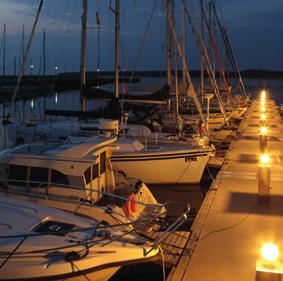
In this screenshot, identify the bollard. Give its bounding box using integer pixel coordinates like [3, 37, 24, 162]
[258, 154, 271, 205]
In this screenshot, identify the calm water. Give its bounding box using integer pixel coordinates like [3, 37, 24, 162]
[3, 77, 283, 121]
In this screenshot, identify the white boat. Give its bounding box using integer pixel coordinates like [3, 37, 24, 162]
[0, 135, 166, 229]
[0, 195, 159, 281]
[111, 137, 214, 184]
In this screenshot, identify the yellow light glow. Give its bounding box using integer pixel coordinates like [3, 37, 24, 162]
[261, 106, 265, 112]
[260, 154, 270, 165]
[260, 126, 268, 135]
[261, 90, 266, 98]
[261, 243, 279, 262]
[260, 113, 266, 121]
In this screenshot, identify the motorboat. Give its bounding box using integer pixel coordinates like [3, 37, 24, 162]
[0, 135, 166, 230]
[0, 195, 160, 281]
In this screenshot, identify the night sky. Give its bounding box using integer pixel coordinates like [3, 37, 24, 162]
[0, 0, 282, 74]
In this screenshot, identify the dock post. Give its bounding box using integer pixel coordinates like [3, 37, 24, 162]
[259, 135, 268, 153]
[258, 154, 271, 205]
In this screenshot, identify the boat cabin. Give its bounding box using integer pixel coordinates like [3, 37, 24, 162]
[0, 135, 118, 203]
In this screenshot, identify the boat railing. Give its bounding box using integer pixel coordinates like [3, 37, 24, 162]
[0, 178, 168, 230]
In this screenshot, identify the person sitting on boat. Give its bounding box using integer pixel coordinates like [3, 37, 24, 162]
[198, 120, 206, 137]
[123, 180, 143, 219]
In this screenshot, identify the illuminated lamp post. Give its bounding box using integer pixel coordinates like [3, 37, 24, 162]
[259, 126, 268, 154]
[258, 154, 271, 205]
[256, 242, 283, 280]
[260, 113, 267, 127]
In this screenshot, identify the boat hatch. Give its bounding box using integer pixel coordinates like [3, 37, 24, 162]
[33, 220, 77, 236]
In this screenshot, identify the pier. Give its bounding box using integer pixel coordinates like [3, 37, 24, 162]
[168, 94, 283, 281]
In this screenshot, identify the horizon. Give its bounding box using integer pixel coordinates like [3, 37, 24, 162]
[0, 0, 282, 75]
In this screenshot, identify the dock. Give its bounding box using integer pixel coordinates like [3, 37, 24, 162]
[167, 95, 283, 281]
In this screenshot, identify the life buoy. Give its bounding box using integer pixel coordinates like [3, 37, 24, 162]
[123, 193, 137, 218]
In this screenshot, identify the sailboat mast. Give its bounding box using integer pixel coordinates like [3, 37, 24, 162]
[3, 24, 6, 77]
[114, 0, 120, 98]
[22, 24, 25, 75]
[200, 0, 204, 101]
[166, 0, 172, 88]
[172, 0, 179, 119]
[43, 29, 46, 76]
[181, 0, 186, 96]
[80, 0, 88, 112]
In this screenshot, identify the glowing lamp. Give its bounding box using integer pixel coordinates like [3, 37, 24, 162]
[261, 90, 266, 98]
[261, 243, 279, 262]
[260, 113, 266, 121]
[261, 106, 265, 113]
[260, 126, 268, 135]
[260, 154, 270, 165]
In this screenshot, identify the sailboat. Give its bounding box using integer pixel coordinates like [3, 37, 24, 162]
[0, 195, 160, 281]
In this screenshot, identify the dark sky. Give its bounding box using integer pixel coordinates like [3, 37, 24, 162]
[0, 0, 282, 74]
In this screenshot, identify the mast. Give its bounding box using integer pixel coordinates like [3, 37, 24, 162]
[43, 29, 46, 76]
[13, 56, 16, 76]
[172, 0, 179, 119]
[3, 24, 6, 76]
[200, 0, 204, 102]
[166, 0, 172, 88]
[96, 2, 101, 87]
[22, 24, 25, 75]
[114, 0, 120, 98]
[9, 0, 44, 110]
[181, 0, 186, 96]
[167, 9, 206, 126]
[80, 0, 88, 112]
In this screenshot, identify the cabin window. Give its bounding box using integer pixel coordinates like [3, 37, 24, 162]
[30, 167, 48, 187]
[100, 151, 106, 174]
[92, 164, 99, 180]
[84, 167, 91, 185]
[84, 164, 99, 185]
[8, 164, 27, 186]
[51, 169, 69, 186]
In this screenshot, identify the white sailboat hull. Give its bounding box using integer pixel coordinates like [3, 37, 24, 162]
[111, 149, 211, 184]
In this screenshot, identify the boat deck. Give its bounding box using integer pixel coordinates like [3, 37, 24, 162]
[167, 97, 283, 281]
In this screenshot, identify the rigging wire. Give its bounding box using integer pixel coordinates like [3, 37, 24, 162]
[55, 0, 79, 70]
[129, 0, 158, 83]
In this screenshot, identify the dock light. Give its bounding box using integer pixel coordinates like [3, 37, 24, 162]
[30, 99, 34, 108]
[260, 126, 268, 135]
[260, 113, 267, 126]
[260, 154, 270, 166]
[260, 113, 266, 121]
[258, 153, 271, 205]
[97, 68, 100, 72]
[54, 92, 58, 104]
[259, 127, 268, 153]
[261, 243, 279, 262]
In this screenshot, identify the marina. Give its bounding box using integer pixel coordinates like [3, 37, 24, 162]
[0, 0, 282, 280]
